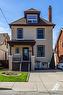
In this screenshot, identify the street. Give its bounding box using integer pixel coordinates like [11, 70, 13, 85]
[0, 90, 63, 95]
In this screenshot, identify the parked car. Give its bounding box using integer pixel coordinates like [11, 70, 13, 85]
[57, 63, 63, 70]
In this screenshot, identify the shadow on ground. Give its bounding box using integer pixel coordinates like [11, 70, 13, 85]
[31, 69, 63, 73]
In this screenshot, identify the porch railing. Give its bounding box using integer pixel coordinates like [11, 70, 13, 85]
[12, 54, 21, 62]
[12, 54, 32, 71]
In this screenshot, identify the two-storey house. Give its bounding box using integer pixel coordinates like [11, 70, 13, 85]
[8, 6, 55, 71]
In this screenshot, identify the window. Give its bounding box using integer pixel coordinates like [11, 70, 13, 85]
[62, 42, 63, 47]
[27, 14, 38, 23]
[17, 28, 23, 39]
[37, 45, 45, 57]
[37, 28, 45, 39]
[15, 48, 19, 53]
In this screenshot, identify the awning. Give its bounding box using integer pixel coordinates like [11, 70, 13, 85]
[7, 40, 36, 46]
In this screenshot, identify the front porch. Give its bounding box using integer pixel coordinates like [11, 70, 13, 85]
[8, 54, 50, 71]
[8, 40, 36, 71]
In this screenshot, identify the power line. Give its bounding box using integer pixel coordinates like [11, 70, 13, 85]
[0, 8, 9, 26]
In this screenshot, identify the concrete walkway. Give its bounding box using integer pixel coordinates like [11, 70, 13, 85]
[0, 71, 63, 93]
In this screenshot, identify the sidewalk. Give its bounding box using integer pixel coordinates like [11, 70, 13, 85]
[0, 73, 47, 92]
[0, 82, 46, 92]
[0, 71, 63, 92]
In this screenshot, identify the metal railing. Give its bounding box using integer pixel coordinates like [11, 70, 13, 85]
[12, 54, 31, 71]
[12, 54, 21, 62]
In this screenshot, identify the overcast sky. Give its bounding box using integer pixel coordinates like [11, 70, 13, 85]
[0, 0, 63, 48]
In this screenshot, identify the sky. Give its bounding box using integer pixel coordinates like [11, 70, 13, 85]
[0, 0, 63, 49]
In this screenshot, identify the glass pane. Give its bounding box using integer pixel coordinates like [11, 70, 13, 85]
[17, 29, 23, 39]
[15, 48, 19, 53]
[23, 48, 29, 60]
[37, 45, 45, 57]
[37, 28, 45, 39]
[27, 14, 38, 23]
[27, 15, 37, 19]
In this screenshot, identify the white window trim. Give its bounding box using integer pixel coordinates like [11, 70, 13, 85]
[36, 56, 46, 58]
[36, 39, 46, 40]
[28, 19, 37, 23]
[16, 38, 24, 40]
[37, 45, 45, 58]
[27, 14, 38, 23]
[27, 14, 37, 19]
[36, 28, 45, 39]
[16, 28, 23, 40]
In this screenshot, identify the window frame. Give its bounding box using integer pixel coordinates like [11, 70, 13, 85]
[17, 28, 23, 39]
[37, 45, 45, 57]
[15, 48, 19, 54]
[61, 41, 63, 47]
[27, 14, 38, 24]
[37, 28, 45, 39]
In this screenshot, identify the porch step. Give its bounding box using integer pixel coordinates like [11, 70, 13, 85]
[21, 62, 30, 72]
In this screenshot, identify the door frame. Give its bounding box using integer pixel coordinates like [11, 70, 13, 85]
[22, 47, 29, 61]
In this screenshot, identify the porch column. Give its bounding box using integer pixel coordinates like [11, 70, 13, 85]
[31, 56, 35, 71]
[32, 46, 34, 56]
[10, 46, 11, 55]
[9, 55, 13, 70]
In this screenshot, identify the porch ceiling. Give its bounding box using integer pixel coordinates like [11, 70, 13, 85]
[7, 40, 36, 46]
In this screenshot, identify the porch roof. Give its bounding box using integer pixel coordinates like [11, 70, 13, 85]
[7, 40, 36, 46]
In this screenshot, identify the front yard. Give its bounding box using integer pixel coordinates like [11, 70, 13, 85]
[0, 71, 29, 82]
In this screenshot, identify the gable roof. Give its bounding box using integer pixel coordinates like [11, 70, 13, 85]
[24, 8, 40, 12]
[9, 8, 55, 27]
[24, 8, 40, 14]
[55, 28, 63, 50]
[9, 17, 55, 27]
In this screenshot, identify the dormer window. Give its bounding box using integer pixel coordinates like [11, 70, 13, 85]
[27, 14, 38, 23]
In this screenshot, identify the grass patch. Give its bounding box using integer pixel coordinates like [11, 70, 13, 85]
[0, 72, 29, 82]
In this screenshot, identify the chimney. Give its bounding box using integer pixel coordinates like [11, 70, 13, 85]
[48, 5, 52, 22]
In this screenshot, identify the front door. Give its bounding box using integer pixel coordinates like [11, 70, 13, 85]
[23, 47, 29, 61]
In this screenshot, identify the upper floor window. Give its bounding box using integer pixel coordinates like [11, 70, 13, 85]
[17, 28, 23, 39]
[27, 14, 38, 23]
[37, 28, 45, 39]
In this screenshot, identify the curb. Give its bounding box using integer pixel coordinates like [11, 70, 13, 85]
[0, 88, 12, 90]
[26, 72, 30, 82]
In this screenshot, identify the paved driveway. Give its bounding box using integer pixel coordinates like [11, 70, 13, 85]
[29, 71, 63, 93]
[12, 71, 63, 92]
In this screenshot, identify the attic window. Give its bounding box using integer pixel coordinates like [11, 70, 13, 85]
[27, 14, 38, 23]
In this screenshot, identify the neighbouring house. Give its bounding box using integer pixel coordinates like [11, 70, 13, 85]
[0, 33, 10, 67]
[8, 6, 55, 71]
[55, 28, 63, 66]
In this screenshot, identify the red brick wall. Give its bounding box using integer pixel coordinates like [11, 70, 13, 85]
[56, 31, 63, 63]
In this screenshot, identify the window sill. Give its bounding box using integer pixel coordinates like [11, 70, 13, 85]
[36, 39, 46, 40]
[36, 56, 46, 58]
[16, 38, 23, 40]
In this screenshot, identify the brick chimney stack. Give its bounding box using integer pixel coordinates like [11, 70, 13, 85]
[48, 5, 52, 22]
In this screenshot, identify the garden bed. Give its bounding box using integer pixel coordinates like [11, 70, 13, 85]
[0, 71, 29, 82]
